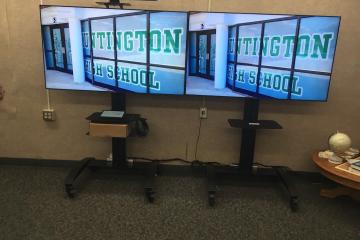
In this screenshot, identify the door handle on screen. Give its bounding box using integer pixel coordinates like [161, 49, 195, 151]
[206, 53, 209, 60]
[62, 47, 65, 54]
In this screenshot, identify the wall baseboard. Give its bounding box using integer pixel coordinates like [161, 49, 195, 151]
[0, 157, 78, 167]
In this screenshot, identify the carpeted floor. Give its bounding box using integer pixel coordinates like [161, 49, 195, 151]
[0, 164, 359, 240]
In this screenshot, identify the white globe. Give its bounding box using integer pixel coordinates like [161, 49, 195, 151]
[329, 132, 352, 153]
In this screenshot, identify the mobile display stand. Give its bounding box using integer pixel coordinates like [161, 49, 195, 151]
[206, 98, 299, 211]
[64, 93, 157, 202]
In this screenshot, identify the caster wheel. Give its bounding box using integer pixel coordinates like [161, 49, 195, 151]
[155, 165, 161, 176]
[66, 187, 76, 199]
[290, 197, 298, 212]
[208, 193, 215, 207]
[146, 190, 155, 203]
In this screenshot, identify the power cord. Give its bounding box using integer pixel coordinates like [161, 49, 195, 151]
[130, 157, 192, 164]
[128, 157, 228, 167]
[194, 96, 206, 161]
[194, 118, 203, 161]
[253, 162, 273, 168]
[127, 157, 272, 169]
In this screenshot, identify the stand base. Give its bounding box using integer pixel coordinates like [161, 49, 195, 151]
[206, 165, 299, 211]
[64, 158, 157, 203]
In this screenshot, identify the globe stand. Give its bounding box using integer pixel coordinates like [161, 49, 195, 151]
[206, 98, 299, 211]
[328, 154, 343, 164]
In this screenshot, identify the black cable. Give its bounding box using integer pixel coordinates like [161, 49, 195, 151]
[253, 162, 272, 168]
[128, 156, 228, 166]
[129, 157, 192, 164]
[152, 158, 193, 164]
[194, 118, 203, 161]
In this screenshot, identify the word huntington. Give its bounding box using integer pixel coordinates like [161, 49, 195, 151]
[82, 28, 183, 54]
[229, 33, 334, 59]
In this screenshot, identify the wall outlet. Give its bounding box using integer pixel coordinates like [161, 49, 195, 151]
[42, 109, 56, 121]
[200, 107, 207, 119]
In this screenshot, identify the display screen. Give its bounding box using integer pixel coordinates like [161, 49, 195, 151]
[40, 6, 340, 101]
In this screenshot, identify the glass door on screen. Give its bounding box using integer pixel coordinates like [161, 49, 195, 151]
[197, 30, 216, 80]
[50, 24, 72, 74]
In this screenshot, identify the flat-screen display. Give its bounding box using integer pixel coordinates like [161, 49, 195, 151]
[40, 5, 340, 101]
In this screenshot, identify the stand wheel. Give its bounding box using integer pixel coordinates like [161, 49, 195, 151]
[155, 164, 161, 176]
[66, 186, 76, 198]
[145, 189, 155, 203]
[290, 197, 298, 212]
[208, 192, 216, 207]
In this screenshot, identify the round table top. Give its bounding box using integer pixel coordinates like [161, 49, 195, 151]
[313, 151, 360, 190]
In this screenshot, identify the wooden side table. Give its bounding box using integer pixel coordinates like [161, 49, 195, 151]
[312, 151, 360, 201]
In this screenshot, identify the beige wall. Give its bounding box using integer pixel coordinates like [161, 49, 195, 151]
[0, 0, 359, 171]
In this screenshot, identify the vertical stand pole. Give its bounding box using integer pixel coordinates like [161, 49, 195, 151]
[111, 93, 127, 169]
[239, 98, 259, 175]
